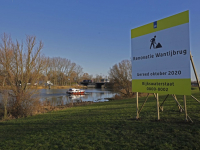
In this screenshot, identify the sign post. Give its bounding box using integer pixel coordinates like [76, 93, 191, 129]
[131, 10, 191, 121]
[136, 92, 139, 119]
[156, 93, 160, 120]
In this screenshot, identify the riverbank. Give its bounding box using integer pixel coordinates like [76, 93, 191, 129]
[0, 88, 114, 119]
[0, 88, 200, 149]
[34, 85, 87, 89]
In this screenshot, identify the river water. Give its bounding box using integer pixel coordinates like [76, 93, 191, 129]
[39, 88, 115, 106]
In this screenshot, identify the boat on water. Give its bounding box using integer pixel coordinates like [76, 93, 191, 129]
[66, 88, 85, 95]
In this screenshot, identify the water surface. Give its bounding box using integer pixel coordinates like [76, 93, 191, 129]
[39, 88, 115, 106]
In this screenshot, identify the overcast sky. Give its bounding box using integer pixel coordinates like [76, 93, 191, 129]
[0, 0, 200, 80]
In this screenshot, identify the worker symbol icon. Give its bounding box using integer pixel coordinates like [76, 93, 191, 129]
[150, 35, 162, 49]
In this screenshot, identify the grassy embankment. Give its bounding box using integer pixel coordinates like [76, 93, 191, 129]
[0, 88, 200, 149]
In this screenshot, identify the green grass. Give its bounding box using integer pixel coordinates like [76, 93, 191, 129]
[0, 89, 200, 149]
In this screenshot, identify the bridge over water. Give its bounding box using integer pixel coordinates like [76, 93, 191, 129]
[80, 82, 107, 88]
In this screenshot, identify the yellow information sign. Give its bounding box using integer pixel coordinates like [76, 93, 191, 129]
[131, 11, 191, 95]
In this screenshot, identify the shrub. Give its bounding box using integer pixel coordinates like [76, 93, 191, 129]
[6, 90, 41, 118]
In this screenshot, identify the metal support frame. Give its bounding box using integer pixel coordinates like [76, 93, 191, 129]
[191, 95, 200, 103]
[159, 94, 169, 111]
[190, 52, 200, 91]
[171, 94, 193, 122]
[172, 94, 183, 112]
[138, 93, 150, 114]
[136, 93, 160, 120]
[135, 93, 193, 122]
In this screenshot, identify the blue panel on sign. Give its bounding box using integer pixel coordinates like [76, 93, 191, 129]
[154, 21, 157, 28]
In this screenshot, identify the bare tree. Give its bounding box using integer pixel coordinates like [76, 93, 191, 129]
[0, 33, 47, 117]
[109, 59, 132, 96]
[81, 73, 93, 81]
[94, 74, 103, 82]
[46, 57, 77, 86]
[74, 65, 83, 84]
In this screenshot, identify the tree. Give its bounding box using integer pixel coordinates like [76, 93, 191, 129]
[94, 74, 103, 82]
[74, 65, 83, 83]
[45, 57, 77, 86]
[108, 59, 132, 96]
[0, 33, 47, 117]
[81, 73, 93, 82]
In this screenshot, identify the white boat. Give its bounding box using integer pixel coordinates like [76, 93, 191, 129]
[66, 88, 85, 95]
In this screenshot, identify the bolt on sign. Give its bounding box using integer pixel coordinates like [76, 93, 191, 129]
[131, 10, 191, 95]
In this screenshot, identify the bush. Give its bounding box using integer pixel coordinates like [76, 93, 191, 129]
[4, 90, 41, 118]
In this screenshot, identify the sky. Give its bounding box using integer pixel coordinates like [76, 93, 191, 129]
[0, 0, 200, 80]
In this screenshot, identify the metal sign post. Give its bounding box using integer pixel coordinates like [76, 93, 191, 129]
[156, 93, 160, 120]
[136, 92, 139, 119]
[183, 95, 188, 121]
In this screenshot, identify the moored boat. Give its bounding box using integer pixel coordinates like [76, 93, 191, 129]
[66, 88, 85, 95]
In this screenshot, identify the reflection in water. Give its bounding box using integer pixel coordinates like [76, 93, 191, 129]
[39, 88, 115, 106]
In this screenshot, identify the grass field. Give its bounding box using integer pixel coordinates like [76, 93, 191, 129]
[0, 88, 200, 149]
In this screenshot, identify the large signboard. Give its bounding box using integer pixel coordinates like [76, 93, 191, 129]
[131, 11, 191, 95]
